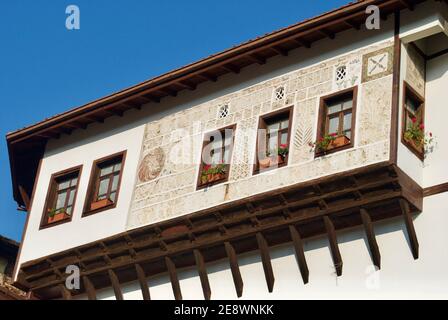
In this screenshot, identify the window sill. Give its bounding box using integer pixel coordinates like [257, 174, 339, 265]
[402, 137, 424, 161]
[314, 142, 353, 158]
[197, 177, 229, 190]
[253, 161, 288, 175]
[39, 216, 72, 230]
[82, 203, 117, 217]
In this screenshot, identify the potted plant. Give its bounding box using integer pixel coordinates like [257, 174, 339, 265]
[47, 208, 70, 224]
[404, 118, 435, 158]
[310, 133, 337, 154]
[330, 135, 350, 149]
[213, 163, 227, 181]
[277, 144, 289, 164]
[90, 198, 114, 211]
[200, 163, 227, 185]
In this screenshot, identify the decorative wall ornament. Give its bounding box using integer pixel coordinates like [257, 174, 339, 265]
[217, 104, 230, 119]
[362, 46, 394, 83]
[335, 66, 347, 83]
[274, 86, 286, 101]
[138, 147, 166, 183]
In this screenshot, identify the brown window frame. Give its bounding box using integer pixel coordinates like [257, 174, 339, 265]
[197, 124, 236, 190]
[253, 106, 294, 174]
[315, 86, 358, 157]
[40, 165, 83, 230]
[401, 81, 425, 161]
[83, 151, 127, 217]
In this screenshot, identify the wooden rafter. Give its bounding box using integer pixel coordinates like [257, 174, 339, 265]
[194, 249, 211, 300]
[360, 208, 381, 269]
[256, 233, 274, 293]
[135, 264, 151, 300]
[323, 216, 343, 276]
[399, 199, 419, 259]
[108, 269, 123, 300]
[289, 225, 309, 284]
[224, 242, 243, 298]
[165, 257, 182, 300]
[82, 276, 96, 300]
[59, 284, 72, 300]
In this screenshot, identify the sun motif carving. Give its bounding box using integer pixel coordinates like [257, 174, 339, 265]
[138, 147, 165, 183]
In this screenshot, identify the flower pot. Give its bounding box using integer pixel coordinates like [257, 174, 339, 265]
[212, 173, 225, 181]
[47, 212, 70, 224]
[259, 158, 271, 169]
[407, 138, 423, 153]
[90, 198, 113, 211]
[201, 175, 208, 185]
[277, 155, 285, 165]
[329, 135, 350, 149]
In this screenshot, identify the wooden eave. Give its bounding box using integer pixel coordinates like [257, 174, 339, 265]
[16, 162, 423, 300]
[6, 0, 428, 207]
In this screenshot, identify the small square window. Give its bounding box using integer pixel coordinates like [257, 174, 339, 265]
[197, 125, 236, 189]
[402, 82, 425, 160]
[254, 106, 293, 174]
[274, 86, 286, 101]
[336, 66, 347, 83]
[83, 151, 126, 216]
[40, 166, 82, 229]
[315, 87, 357, 156]
[217, 105, 230, 119]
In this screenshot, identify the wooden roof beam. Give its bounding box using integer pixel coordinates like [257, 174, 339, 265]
[256, 233, 275, 293]
[59, 284, 72, 300]
[82, 276, 96, 300]
[165, 257, 182, 300]
[360, 208, 381, 269]
[141, 94, 161, 103]
[270, 46, 288, 56]
[399, 199, 419, 259]
[160, 87, 178, 97]
[65, 121, 87, 130]
[108, 269, 124, 300]
[292, 38, 311, 48]
[194, 249, 211, 300]
[104, 108, 124, 118]
[289, 225, 309, 284]
[344, 19, 361, 30]
[319, 29, 336, 40]
[221, 63, 240, 74]
[177, 80, 197, 91]
[197, 73, 218, 83]
[224, 242, 243, 298]
[135, 264, 151, 300]
[399, 0, 415, 10]
[247, 53, 266, 65]
[323, 216, 343, 276]
[85, 115, 105, 123]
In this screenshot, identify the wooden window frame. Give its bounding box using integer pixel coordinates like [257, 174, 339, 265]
[82, 151, 127, 217]
[401, 81, 425, 161]
[39, 165, 83, 230]
[196, 124, 236, 190]
[315, 86, 358, 157]
[253, 106, 294, 175]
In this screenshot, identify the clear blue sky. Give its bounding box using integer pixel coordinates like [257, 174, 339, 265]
[0, 0, 349, 241]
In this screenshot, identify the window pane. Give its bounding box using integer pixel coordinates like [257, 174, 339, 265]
[56, 192, 67, 210]
[327, 103, 342, 114]
[328, 117, 339, 135]
[70, 178, 78, 187]
[100, 165, 114, 177]
[268, 136, 278, 154]
[113, 162, 122, 173]
[111, 174, 120, 193]
[344, 130, 352, 140]
[109, 192, 117, 203]
[280, 120, 289, 130]
[267, 123, 280, 132]
[98, 178, 110, 198]
[224, 149, 231, 164]
[342, 99, 353, 110]
[281, 133, 288, 145]
[67, 189, 75, 207]
[58, 180, 70, 190]
[406, 97, 419, 113]
[343, 113, 352, 131]
[66, 206, 73, 215]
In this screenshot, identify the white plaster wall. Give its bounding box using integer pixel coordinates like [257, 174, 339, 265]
[84, 193, 448, 300]
[423, 53, 448, 187]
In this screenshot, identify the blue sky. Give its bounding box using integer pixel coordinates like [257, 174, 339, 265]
[0, 0, 349, 241]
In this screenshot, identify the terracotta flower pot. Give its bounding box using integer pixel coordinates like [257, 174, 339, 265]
[47, 212, 70, 224]
[329, 135, 350, 149]
[277, 155, 285, 165]
[259, 158, 271, 169]
[90, 198, 113, 211]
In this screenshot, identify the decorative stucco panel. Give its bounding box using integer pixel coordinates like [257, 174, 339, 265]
[127, 40, 395, 229]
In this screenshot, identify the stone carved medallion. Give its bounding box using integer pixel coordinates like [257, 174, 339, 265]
[138, 147, 165, 183]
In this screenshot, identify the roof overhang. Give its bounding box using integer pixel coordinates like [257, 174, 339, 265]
[6, 0, 431, 207]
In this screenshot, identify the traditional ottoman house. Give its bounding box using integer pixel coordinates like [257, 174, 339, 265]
[6, 0, 448, 300]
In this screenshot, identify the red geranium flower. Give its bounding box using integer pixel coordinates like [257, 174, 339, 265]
[419, 124, 425, 130]
[411, 117, 417, 124]
[330, 133, 337, 137]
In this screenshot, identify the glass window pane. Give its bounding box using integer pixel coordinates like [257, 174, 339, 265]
[100, 165, 114, 177]
[224, 134, 233, 147]
[111, 174, 120, 193]
[406, 97, 419, 113]
[328, 117, 339, 135]
[267, 123, 280, 132]
[98, 178, 110, 198]
[67, 190, 75, 207]
[56, 192, 67, 210]
[344, 130, 352, 140]
[281, 133, 288, 145]
[268, 136, 278, 154]
[212, 150, 222, 164]
[280, 120, 289, 130]
[66, 206, 72, 215]
[343, 113, 352, 131]
[327, 103, 342, 114]
[113, 162, 122, 173]
[109, 192, 117, 203]
[342, 99, 353, 110]
[58, 180, 70, 190]
[224, 149, 231, 164]
[70, 178, 78, 187]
